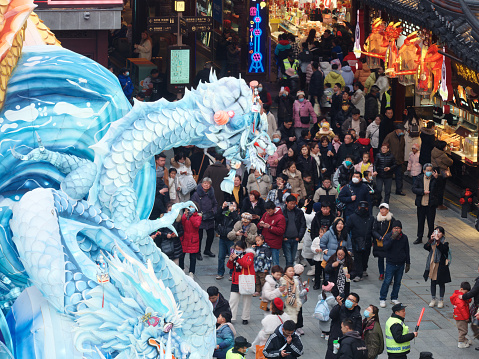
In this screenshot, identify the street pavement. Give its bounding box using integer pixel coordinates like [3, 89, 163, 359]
[189, 183, 479, 359]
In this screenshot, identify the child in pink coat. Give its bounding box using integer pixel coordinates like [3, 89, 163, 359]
[407, 143, 422, 186]
[331, 135, 342, 153]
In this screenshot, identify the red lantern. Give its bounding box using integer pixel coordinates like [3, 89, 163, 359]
[460, 198, 465, 204]
[468, 198, 473, 203]
[465, 189, 472, 197]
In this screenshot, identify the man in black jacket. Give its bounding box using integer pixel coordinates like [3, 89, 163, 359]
[411, 163, 442, 244]
[275, 87, 295, 127]
[335, 134, 358, 166]
[364, 86, 379, 123]
[280, 195, 306, 267]
[207, 286, 231, 319]
[379, 221, 410, 308]
[345, 201, 374, 281]
[338, 318, 368, 359]
[326, 293, 362, 359]
[309, 62, 324, 106]
[263, 320, 304, 358]
[311, 202, 336, 240]
[279, 119, 297, 148]
[215, 202, 240, 279]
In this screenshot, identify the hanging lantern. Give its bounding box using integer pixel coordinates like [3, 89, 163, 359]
[439, 47, 449, 101]
[415, 42, 433, 96]
[384, 22, 402, 78]
[353, 10, 361, 58]
[423, 44, 444, 98]
[363, 18, 388, 69]
[398, 31, 421, 86]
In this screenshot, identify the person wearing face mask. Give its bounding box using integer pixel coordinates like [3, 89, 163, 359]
[423, 226, 451, 309]
[338, 172, 370, 220]
[226, 336, 252, 359]
[345, 201, 374, 282]
[372, 203, 395, 281]
[411, 164, 442, 244]
[227, 240, 255, 325]
[379, 221, 411, 308]
[325, 291, 362, 359]
[118, 68, 134, 100]
[383, 124, 406, 196]
[362, 305, 384, 359]
[257, 83, 272, 107]
[332, 155, 355, 189]
[293, 91, 317, 139]
[275, 86, 295, 127]
[267, 133, 289, 178]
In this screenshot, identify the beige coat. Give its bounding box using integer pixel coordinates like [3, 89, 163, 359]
[247, 173, 272, 199]
[431, 147, 453, 171]
[282, 169, 307, 199]
[227, 221, 258, 247]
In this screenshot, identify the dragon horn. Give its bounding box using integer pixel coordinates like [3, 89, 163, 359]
[10, 146, 29, 161]
[209, 68, 218, 83]
[35, 131, 45, 151]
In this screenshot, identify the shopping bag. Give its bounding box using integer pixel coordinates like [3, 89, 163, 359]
[180, 175, 197, 195]
[255, 345, 266, 359]
[239, 267, 255, 295]
[313, 102, 321, 116]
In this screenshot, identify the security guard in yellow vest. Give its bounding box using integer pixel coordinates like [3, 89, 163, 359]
[385, 303, 417, 359]
[282, 52, 299, 79]
[226, 336, 251, 359]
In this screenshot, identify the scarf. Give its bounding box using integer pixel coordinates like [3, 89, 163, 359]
[336, 260, 346, 295]
[233, 186, 240, 204]
[283, 275, 297, 307]
[425, 237, 445, 272]
[362, 318, 376, 339]
[234, 253, 244, 271]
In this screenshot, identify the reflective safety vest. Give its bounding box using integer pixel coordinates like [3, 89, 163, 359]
[225, 348, 245, 359]
[384, 91, 391, 108]
[385, 317, 411, 354]
[283, 58, 299, 78]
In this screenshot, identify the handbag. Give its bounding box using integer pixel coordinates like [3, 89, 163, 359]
[192, 154, 205, 183]
[313, 102, 321, 116]
[180, 175, 197, 195]
[376, 221, 390, 248]
[201, 211, 215, 221]
[259, 300, 269, 311]
[255, 345, 266, 359]
[300, 116, 310, 125]
[239, 267, 256, 295]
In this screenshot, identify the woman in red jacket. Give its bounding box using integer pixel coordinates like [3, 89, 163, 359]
[258, 201, 286, 266]
[180, 206, 202, 278]
[227, 240, 255, 325]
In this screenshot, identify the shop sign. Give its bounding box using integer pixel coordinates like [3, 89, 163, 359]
[453, 62, 479, 87]
[248, 0, 268, 74]
[212, 0, 222, 23]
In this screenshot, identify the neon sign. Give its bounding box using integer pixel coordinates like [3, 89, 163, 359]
[248, 1, 267, 74]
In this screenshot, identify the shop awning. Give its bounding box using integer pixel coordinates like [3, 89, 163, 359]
[359, 0, 479, 72]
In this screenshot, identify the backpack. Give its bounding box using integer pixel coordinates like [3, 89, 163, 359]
[353, 338, 369, 359]
[409, 120, 420, 137]
[313, 298, 331, 321]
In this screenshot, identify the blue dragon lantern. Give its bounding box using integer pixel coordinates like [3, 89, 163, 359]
[0, 2, 275, 358]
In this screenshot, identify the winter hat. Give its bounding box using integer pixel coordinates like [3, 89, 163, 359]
[241, 212, 253, 221]
[392, 220, 402, 229]
[296, 90, 305, 97]
[322, 281, 335, 291]
[294, 264, 304, 275]
[273, 297, 284, 311]
[379, 203, 389, 209]
[283, 86, 291, 93]
[313, 202, 322, 213]
[321, 122, 330, 131]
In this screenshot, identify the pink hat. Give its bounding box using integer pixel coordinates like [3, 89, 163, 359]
[412, 143, 420, 150]
[322, 281, 335, 291]
[294, 264, 304, 275]
[273, 297, 284, 311]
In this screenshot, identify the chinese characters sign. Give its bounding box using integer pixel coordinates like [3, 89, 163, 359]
[248, 1, 268, 74]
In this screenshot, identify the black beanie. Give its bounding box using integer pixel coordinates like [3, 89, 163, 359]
[392, 220, 402, 229]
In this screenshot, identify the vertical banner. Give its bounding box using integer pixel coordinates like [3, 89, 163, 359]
[248, 0, 268, 74]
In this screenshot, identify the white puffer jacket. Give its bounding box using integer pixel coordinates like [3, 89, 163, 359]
[301, 208, 315, 259]
[262, 274, 283, 304]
